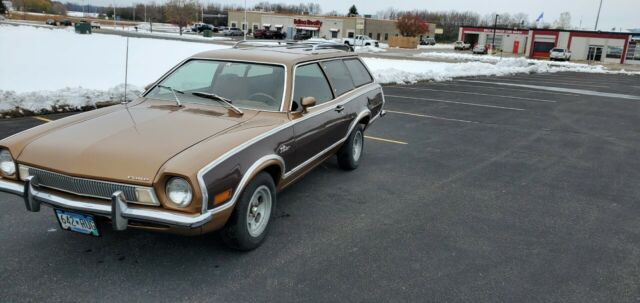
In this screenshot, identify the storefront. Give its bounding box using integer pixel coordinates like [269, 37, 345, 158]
[458, 26, 635, 64]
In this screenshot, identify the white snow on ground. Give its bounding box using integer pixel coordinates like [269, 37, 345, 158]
[1, 25, 637, 115]
[354, 45, 386, 53]
[101, 23, 233, 41]
[418, 43, 454, 50]
[0, 25, 227, 113]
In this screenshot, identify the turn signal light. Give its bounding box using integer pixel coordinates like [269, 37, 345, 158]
[214, 189, 232, 205]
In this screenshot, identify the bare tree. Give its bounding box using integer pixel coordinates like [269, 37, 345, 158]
[165, 0, 198, 35]
[553, 12, 572, 29]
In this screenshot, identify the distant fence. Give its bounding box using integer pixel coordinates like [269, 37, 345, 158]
[389, 36, 418, 49]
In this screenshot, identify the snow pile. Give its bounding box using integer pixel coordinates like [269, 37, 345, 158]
[354, 45, 386, 53]
[418, 43, 454, 50]
[362, 57, 617, 84]
[0, 25, 228, 114]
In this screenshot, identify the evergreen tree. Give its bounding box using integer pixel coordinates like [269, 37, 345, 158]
[0, 1, 7, 14]
[348, 5, 358, 17]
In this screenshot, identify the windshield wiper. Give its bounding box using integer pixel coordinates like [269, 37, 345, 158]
[157, 84, 184, 107]
[192, 91, 244, 115]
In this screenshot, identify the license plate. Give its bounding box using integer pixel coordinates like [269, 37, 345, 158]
[55, 209, 100, 237]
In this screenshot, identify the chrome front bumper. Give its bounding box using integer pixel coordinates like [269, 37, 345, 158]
[0, 177, 212, 230]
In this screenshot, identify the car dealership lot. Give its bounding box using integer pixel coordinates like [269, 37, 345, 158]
[1, 72, 639, 302]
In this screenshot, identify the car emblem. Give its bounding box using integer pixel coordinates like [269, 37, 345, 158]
[127, 176, 150, 181]
[277, 144, 290, 154]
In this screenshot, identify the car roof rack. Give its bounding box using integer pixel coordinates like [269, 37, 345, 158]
[233, 40, 353, 53]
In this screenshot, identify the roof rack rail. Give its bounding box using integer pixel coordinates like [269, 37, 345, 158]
[232, 40, 353, 53]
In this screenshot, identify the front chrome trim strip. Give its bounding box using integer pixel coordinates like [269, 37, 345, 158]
[18, 178, 212, 228]
[0, 178, 23, 196]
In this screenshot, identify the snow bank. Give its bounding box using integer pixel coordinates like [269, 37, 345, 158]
[354, 45, 386, 53]
[417, 43, 454, 50]
[0, 25, 227, 114]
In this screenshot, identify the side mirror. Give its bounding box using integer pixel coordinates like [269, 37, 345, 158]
[144, 83, 154, 92]
[300, 96, 316, 112]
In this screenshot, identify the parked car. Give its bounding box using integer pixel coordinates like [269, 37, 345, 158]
[192, 23, 214, 33]
[472, 44, 488, 54]
[218, 26, 228, 32]
[0, 42, 385, 251]
[45, 19, 57, 26]
[270, 30, 286, 39]
[252, 29, 269, 39]
[454, 41, 471, 50]
[343, 35, 379, 47]
[90, 21, 101, 29]
[549, 48, 571, 61]
[223, 27, 244, 36]
[293, 31, 312, 41]
[59, 19, 73, 26]
[420, 38, 436, 46]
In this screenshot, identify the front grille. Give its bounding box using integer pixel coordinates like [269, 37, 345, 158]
[28, 167, 138, 201]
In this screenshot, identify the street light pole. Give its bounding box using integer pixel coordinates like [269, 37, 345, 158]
[492, 14, 499, 53]
[243, 0, 247, 41]
[594, 0, 603, 30]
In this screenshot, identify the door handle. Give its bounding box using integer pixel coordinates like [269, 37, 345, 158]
[335, 105, 345, 113]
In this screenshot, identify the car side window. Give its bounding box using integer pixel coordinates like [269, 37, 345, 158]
[292, 63, 333, 110]
[343, 59, 373, 87]
[322, 60, 355, 96]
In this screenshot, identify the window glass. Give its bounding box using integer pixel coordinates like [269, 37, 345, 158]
[343, 59, 373, 87]
[322, 60, 355, 96]
[292, 63, 333, 109]
[606, 46, 622, 59]
[147, 60, 285, 111]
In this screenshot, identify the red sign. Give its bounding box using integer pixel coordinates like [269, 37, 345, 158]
[294, 19, 322, 28]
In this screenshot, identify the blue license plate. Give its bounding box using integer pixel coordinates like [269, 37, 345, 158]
[55, 209, 100, 237]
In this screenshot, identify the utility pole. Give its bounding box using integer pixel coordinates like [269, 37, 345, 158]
[243, 0, 247, 41]
[144, 4, 146, 22]
[594, 0, 603, 30]
[492, 14, 499, 53]
[132, 2, 135, 21]
[113, 2, 116, 28]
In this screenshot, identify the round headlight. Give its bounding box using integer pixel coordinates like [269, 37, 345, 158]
[165, 177, 192, 207]
[0, 149, 16, 176]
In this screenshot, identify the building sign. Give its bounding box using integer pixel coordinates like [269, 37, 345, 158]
[435, 28, 444, 34]
[293, 19, 322, 29]
[464, 27, 528, 35]
[356, 19, 365, 30]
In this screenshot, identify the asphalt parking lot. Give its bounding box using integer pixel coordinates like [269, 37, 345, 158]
[1, 72, 640, 302]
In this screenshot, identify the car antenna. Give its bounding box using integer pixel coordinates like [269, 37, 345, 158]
[122, 37, 139, 132]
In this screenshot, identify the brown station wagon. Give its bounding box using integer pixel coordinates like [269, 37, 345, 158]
[0, 42, 385, 250]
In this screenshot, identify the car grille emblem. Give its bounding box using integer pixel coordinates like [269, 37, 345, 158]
[127, 176, 150, 181]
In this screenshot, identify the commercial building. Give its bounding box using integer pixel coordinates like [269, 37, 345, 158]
[458, 26, 638, 65]
[227, 11, 435, 42]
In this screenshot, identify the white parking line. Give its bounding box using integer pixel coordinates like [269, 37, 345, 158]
[385, 94, 525, 111]
[364, 135, 408, 145]
[460, 80, 640, 100]
[433, 82, 579, 97]
[387, 86, 557, 103]
[385, 109, 478, 123]
[478, 77, 610, 88]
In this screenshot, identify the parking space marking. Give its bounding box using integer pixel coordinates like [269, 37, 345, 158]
[385, 94, 525, 111]
[364, 135, 408, 145]
[459, 80, 640, 100]
[387, 86, 557, 103]
[33, 116, 52, 123]
[385, 109, 477, 124]
[435, 82, 579, 96]
[476, 77, 610, 88]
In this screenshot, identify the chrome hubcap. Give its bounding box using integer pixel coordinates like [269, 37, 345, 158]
[352, 130, 363, 162]
[246, 185, 272, 237]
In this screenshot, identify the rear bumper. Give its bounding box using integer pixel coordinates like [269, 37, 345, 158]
[0, 177, 212, 230]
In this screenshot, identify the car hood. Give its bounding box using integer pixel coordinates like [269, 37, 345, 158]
[17, 99, 257, 185]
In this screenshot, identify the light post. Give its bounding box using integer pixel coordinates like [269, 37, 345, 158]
[594, 0, 603, 30]
[492, 14, 499, 53]
[243, 0, 247, 41]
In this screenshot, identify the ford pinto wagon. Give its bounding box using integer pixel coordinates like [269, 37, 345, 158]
[0, 42, 385, 250]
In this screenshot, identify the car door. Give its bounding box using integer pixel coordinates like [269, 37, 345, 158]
[290, 61, 355, 169]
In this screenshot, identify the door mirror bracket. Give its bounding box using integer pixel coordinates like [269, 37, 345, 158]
[300, 96, 316, 113]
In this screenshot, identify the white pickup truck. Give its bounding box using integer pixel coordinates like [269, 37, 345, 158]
[343, 35, 379, 47]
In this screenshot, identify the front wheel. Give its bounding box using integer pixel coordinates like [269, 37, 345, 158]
[220, 172, 276, 251]
[337, 124, 365, 170]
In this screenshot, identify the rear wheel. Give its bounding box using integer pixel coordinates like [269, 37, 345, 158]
[338, 124, 365, 170]
[220, 172, 276, 251]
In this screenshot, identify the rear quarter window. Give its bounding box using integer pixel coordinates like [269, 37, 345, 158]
[343, 58, 373, 87]
[322, 60, 356, 96]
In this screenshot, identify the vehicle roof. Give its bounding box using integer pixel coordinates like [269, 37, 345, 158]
[190, 47, 359, 66]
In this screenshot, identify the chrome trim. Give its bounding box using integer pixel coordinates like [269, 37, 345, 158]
[19, 165, 160, 206]
[142, 58, 289, 113]
[201, 154, 285, 215]
[0, 178, 24, 196]
[20, 178, 211, 228]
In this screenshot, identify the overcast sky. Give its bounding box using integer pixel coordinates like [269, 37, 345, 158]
[94, 0, 638, 30]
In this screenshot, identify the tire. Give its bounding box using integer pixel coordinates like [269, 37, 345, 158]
[220, 172, 276, 251]
[337, 124, 365, 170]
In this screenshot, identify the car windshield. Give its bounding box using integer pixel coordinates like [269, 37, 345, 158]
[146, 60, 285, 111]
[551, 48, 564, 52]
